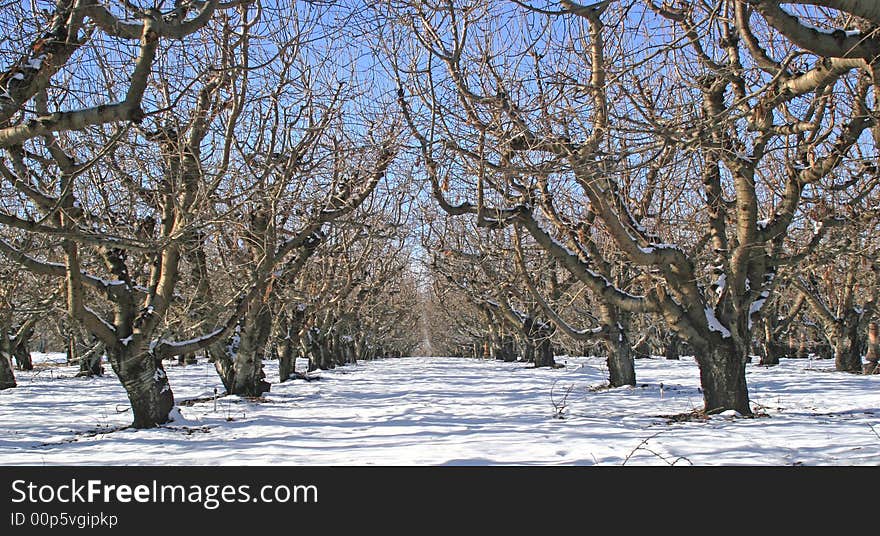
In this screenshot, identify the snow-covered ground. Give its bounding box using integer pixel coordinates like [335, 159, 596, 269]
[1, 354, 878, 465]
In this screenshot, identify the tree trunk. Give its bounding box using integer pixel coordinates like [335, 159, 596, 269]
[333, 333, 343, 365]
[306, 328, 333, 370]
[834, 322, 863, 373]
[177, 353, 198, 366]
[600, 308, 634, 385]
[344, 339, 356, 365]
[796, 335, 808, 358]
[501, 337, 515, 362]
[107, 344, 174, 429]
[664, 333, 680, 360]
[335, 335, 352, 367]
[864, 322, 879, 374]
[0, 348, 16, 390]
[214, 307, 272, 397]
[13, 338, 33, 371]
[277, 315, 295, 382]
[759, 323, 779, 366]
[353, 336, 363, 362]
[213, 327, 239, 392]
[306, 333, 319, 371]
[66, 334, 78, 365]
[605, 332, 635, 387]
[522, 339, 534, 363]
[866, 322, 879, 361]
[319, 339, 334, 369]
[533, 336, 556, 368]
[488, 324, 503, 360]
[279, 309, 307, 380]
[696, 344, 751, 415]
[278, 338, 295, 382]
[76, 342, 105, 377]
[216, 345, 270, 396]
[328, 333, 341, 367]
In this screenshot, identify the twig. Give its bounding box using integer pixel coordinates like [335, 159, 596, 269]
[550, 379, 575, 419]
[622, 430, 694, 466]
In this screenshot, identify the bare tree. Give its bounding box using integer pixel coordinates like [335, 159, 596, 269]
[0, 1, 250, 427]
[791, 224, 879, 371]
[387, 0, 878, 414]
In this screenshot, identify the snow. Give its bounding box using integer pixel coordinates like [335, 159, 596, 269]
[1, 354, 878, 465]
[705, 307, 732, 338]
[547, 234, 615, 288]
[620, 199, 648, 236]
[781, 8, 856, 37]
[84, 306, 115, 333]
[749, 296, 768, 330]
[713, 273, 727, 295]
[25, 55, 45, 70]
[639, 243, 683, 255]
[734, 149, 752, 162]
[161, 328, 225, 349]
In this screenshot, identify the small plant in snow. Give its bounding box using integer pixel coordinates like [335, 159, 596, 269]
[550, 380, 574, 419]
